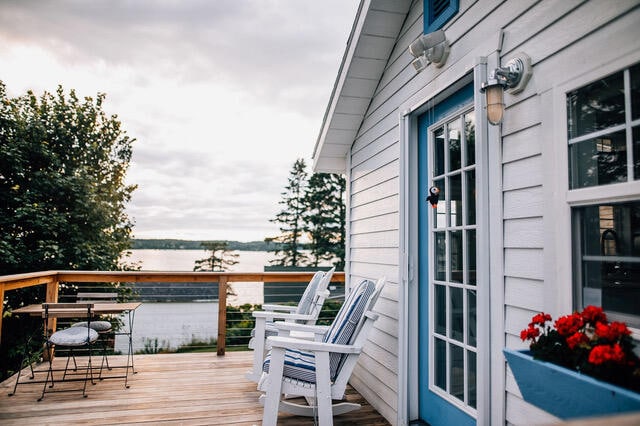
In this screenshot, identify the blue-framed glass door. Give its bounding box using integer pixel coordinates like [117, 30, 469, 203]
[418, 83, 477, 425]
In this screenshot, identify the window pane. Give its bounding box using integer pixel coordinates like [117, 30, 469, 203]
[435, 284, 446, 335]
[576, 202, 640, 327]
[450, 287, 463, 342]
[567, 72, 625, 139]
[466, 170, 476, 225]
[450, 174, 462, 226]
[465, 111, 476, 166]
[569, 130, 627, 189]
[448, 120, 462, 171]
[434, 178, 446, 228]
[632, 64, 640, 121]
[434, 127, 445, 176]
[467, 229, 476, 286]
[467, 290, 476, 346]
[467, 350, 477, 408]
[435, 232, 446, 281]
[634, 126, 640, 180]
[449, 230, 463, 283]
[450, 344, 464, 401]
[435, 338, 447, 390]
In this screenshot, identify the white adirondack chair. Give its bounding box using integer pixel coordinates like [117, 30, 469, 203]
[258, 277, 385, 426]
[246, 268, 335, 382]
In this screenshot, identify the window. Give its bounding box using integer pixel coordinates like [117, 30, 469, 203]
[424, 0, 459, 33]
[430, 108, 477, 411]
[570, 63, 640, 327]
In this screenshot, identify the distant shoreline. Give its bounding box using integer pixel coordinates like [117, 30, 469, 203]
[131, 239, 282, 251]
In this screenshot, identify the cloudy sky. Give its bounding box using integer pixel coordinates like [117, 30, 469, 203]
[0, 0, 359, 242]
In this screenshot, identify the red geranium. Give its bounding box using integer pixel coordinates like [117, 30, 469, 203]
[519, 306, 640, 392]
[554, 313, 583, 337]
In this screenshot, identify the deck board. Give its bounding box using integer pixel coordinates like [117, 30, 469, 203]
[0, 351, 390, 425]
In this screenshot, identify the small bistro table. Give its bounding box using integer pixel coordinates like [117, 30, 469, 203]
[10, 302, 141, 396]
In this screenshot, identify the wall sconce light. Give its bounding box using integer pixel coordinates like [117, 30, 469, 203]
[408, 29, 450, 72]
[480, 53, 532, 125]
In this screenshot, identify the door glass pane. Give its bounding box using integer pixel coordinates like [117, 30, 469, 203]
[450, 174, 462, 226]
[467, 289, 476, 346]
[632, 64, 640, 121]
[466, 170, 476, 225]
[449, 120, 462, 171]
[435, 338, 447, 390]
[465, 111, 476, 166]
[449, 230, 463, 283]
[467, 350, 477, 408]
[567, 72, 625, 139]
[450, 344, 464, 401]
[434, 178, 446, 228]
[450, 287, 463, 342]
[434, 127, 445, 176]
[435, 284, 446, 335]
[467, 229, 476, 285]
[569, 130, 627, 189]
[435, 232, 446, 281]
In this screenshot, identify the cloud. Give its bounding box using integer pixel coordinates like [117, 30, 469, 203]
[0, 0, 358, 241]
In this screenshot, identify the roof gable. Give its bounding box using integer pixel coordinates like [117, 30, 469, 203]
[312, 0, 412, 173]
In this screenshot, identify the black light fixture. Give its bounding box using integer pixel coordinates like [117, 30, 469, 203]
[480, 53, 532, 125]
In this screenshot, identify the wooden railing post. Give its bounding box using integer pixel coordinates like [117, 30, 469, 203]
[45, 278, 60, 333]
[0, 284, 4, 345]
[217, 276, 227, 356]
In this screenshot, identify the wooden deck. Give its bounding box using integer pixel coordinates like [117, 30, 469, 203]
[0, 351, 389, 425]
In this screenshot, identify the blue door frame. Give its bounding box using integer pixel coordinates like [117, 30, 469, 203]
[417, 82, 475, 425]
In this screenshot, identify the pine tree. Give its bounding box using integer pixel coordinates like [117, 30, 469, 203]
[267, 158, 308, 266]
[304, 173, 346, 269]
[193, 241, 239, 272]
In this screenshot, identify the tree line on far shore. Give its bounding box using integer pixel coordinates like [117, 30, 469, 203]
[132, 239, 280, 251]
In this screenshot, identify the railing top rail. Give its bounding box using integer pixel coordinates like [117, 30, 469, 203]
[1, 270, 346, 287]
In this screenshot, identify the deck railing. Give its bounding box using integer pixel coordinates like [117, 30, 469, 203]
[0, 270, 345, 355]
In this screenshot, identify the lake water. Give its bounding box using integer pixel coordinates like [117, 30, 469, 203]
[116, 249, 274, 353]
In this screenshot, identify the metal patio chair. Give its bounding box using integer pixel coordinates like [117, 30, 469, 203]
[246, 268, 335, 382]
[39, 303, 99, 400]
[258, 277, 385, 426]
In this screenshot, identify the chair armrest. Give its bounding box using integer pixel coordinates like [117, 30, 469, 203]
[252, 311, 314, 321]
[261, 304, 297, 313]
[267, 336, 361, 354]
[271, 322, 329, 335]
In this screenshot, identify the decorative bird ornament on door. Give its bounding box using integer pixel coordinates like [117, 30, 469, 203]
[426, 186, 440, 208]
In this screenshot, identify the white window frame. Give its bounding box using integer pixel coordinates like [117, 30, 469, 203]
[547, 54, 640, 335]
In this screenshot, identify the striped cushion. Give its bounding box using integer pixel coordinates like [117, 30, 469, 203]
[295, 271, 324, 315]
[262, 279, 376, 383]
[49, 326, 99, 346]
[323, 279, 375, 378]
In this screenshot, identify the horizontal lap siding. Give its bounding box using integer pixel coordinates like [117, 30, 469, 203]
[498, 2, 640, 424]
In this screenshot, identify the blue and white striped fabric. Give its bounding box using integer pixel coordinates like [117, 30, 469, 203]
[262, 279, 376, 383]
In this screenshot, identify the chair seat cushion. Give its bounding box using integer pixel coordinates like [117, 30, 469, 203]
[71, 320, 112, 332]
[263, 348, 317, 383]
[49, 326, 99, 346]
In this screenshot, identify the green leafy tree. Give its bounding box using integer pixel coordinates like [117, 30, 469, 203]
[194, 241, 239, 272]
[304, 173, 346, 269]
[267, 158, 308, 266]
[0, 82, 136, 380]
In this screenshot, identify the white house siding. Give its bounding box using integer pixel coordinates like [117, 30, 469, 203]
[498, 1, 640, 424]
[318, 0, 640, 424]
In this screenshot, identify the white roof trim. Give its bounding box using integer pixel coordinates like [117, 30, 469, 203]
[312, 0, 411, 173]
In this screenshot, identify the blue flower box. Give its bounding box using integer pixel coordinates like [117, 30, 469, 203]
[503, 348, 640, 419]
